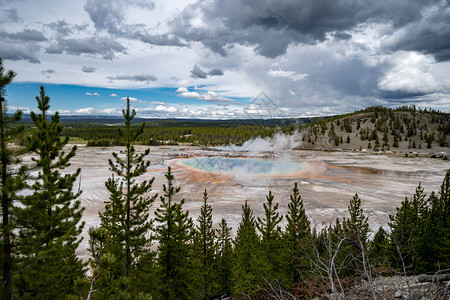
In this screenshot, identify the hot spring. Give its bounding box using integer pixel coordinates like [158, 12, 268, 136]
[182, 156, 304, 176]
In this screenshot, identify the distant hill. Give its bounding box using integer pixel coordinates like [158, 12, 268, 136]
[298, 105, 449, 153]
[18, 114, 314, 127]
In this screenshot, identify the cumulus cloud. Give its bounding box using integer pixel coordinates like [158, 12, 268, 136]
[82, 66, 96, 73]
[155, 105, 177, 112]
[85, 92, 100, 96]
[107, 74, 157, 82]
[110, 93, 118, 97]
[378, 52, 441, 96]
[176, 87, 188, 93]
[75, 107, 95, 114]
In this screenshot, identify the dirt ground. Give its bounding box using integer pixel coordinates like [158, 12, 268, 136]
[63, 145, 450, 259]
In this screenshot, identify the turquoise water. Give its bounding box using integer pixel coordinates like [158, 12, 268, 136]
[182, 157, 303, 175]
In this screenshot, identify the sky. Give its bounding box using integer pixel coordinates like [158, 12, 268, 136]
[0, 0, 449, 119]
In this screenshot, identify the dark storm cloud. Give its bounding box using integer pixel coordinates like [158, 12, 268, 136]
[382, 3, 450, 62]
[84, 0, 185, 47]
[45, 37, 126, 60]
[190, 65, 208, 79]
[82, 66, 96, 73]
[0, 42, 40, 64]
[107, 74, 157, 82]
[171, 0, 444, 59]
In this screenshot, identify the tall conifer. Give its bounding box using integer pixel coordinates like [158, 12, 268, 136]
[233, 200, 261, 296]
[155, 167, 193, 300]
[17, 85, 84, 298]
[193, 189, 216, 299]
[216, 218, 233, 297]
[285, 182, 310, 283]
[0, 58, 27, 299]
[100, 97, 156, 275]
[256, 191, 283, 283]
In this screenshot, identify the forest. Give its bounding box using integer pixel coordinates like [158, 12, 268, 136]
[1, 60, 450, 299]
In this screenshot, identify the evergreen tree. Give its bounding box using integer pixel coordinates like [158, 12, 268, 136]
[421, 171, 450, 270]
[285, 182, 310, 283]
[155, 167, 194, 300]
[256, 191, 283, 283]
[369, 226, 389, 267]
[100, 97, 156, 275]
[0, 58, 27, 299]
[343, 194, 370, 273]
[193, 189, 217, 299]
[216, 219, 233, 297]
[233, 200, 262, 296]
[387, 184, 430, 273]
[16, 85, 85, 298]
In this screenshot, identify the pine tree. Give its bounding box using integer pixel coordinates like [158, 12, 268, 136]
[16, 85, 85, 298]
[216, 219, 233, 297]
[421, 171, 450, 270]
[233, 200, 262, 296]
[100, 97, 156, 275]
[193, 189, 217, 299]
[256, 191, 283, 283]
[369, 226, 389, 267]
[343, 194, 370, 274]
[155, 167, 194, 300]
[285, 182, 310, 283]
[0, 58, 28, 299]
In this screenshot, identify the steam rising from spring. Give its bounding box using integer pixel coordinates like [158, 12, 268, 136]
[220, 131, 302, 152]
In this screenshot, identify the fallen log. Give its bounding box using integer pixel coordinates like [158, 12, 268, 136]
[418, 274, 450, 283]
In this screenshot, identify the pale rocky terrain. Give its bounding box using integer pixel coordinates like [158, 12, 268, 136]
[59, 145, 450, 260]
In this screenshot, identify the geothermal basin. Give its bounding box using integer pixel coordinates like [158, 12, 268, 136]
[57, 145, 450, 259]
[181, 156, 304, 176]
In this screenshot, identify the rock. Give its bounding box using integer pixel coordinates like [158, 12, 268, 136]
[395, 290, 402, 298]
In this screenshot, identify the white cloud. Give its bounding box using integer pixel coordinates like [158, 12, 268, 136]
[268, 69, 308, 81]
[149, 101, 166, 105]
[110, 93, 118, 97]
[155, 105, 177, 112]
[178, 90, 237, 104]
[176, 87, 188, 93]
[75, 107, 95, 114]
[378, 52, 440, 94]
[85, 92, 100, 96]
